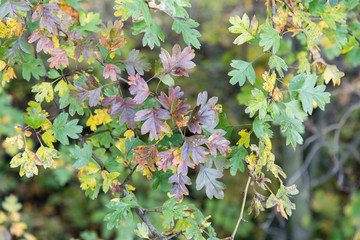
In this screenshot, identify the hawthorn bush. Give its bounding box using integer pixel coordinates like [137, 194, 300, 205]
[1, 0, 360, 239]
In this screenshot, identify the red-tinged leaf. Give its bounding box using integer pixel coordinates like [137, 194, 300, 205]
[32, 4, 61, 34]
[102, 96, 140, 129]
[171, 155, 195, 175]
[99, 20, 126, 52]
[28, 30, 54, 54]
[103, 64, 121, 81]
[159, 44, 196, 76]
[132, 145, 158, 171]
[158, 86, 190, 123]
[187, 91, 219, 134]
[48, 48, 69, 69]
[74, 40, 97, 61]
[70, 75, 101, 107]
[168, 173, 191, 200]
[157, 151, 174, 172]
[180, 135, 209, 165]
[206, 131, 231, 157]
[124, 49, 151, 75]
[128, 74, 150, 104]
[134, 108, 170, 140]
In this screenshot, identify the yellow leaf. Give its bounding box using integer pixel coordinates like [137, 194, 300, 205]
[109, 52, 115, 59]
[2, 67, 16, 86]
[52, 36, 59, 48]
[84, 162, 100, 174]
[41, 119, 52, 131]
[10, 148, 42, 178]
[10, 222, 27, 237]
[54, 80, 68, 97]
[237, 129, 250, 148]
[5, 135, 24, 150]
[36, 146, 59, 169]
[323, 65, 344, 86]
[114, 0, 132, 20]
[126, 184, 135, 191]
[142, 166, 153, 179]
[79, 175, 97, 190]
[262, 71, 276, 92]
[42, 129, 56, 148]
[86, 114, 98, 131]
[32, 82, 54, 103]
[86, 109, 113, 131]
[0, 60, 6, 71]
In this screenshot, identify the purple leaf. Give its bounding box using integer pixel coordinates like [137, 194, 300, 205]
[158, 86, 190, 124]
[135, 108, 170, 140]
[187, 91, 219, 134]
[28, 30, 54, 54]
[124, 49, 151, 75]
[70, 75, 101, 107]
[32, 4, 61, 34]
[206, 131, 231, 157]
[171, 155, 195, 175]
[157, 151, 174, 172]
[102, 96, 140, 129]
[168, 173, 191, 200]
[103, 64, 121, 81]
[159, 44, 196, 77]
[128, 74, 150, 104]
[180, 135, 209, 165]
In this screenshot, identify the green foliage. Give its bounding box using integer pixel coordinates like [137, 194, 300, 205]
[52, 113, 83, 145]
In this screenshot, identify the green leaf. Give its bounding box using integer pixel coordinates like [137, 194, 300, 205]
[172, 19, 201, 49]
[77, 12, 102, 33]
[59, 91, 85, 116]
[289, 74, 331, 114]
[133, 20, 164, 49]
[52, 112, 83, 145]
[228, 60, 255, 86]
[10, 148, 41, 178]
[48, 69, 61, 79]
[253, 117, 273, 138]
[134, 223, 150, 239]
[229, 146, 247, 176]
[102, 171, 120, 193]
[104, 195, 137, 229]
[162, 198, 188, 227]
[245, 88, 267, 119]
[22, 54, 45, 81]
[229, 14, 256, 45]
[259, 24, 280, 53]
[71, 143, 93, 169]
[2, 195, 22, 212]
[23, 108, 46, 129]
[269, 54, 288, 78]
[280, 116, 304, 149]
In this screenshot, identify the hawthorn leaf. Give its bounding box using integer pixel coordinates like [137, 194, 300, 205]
[36, 146, 59, 169]
[228, 60, 255, 86]
[172, 19, 201, 49]
[99, 20, 127, 52]
[10, 148, 42, 178]
[32, 4, 61, 34]
[71, 143, 92, 169]
[70, 75, 101, 107]
[206, 131, 231, 157]
[289, 74, 331, 114]
[102, 171, 120, 193]
[48, 48, 69, 69]
[323, 64, 344, 86]
[103, 64, 121, 81]
[157, 151, 174, 172]
[132, 145, 158, 171]
[104, 195, 137, 229]
[259, 24, 280, 53]
[229, 146, 247, 176]
[168, 173, 191, 200]
[269, 55, 288, 78]
[128, 74, 150, 104]
[22, 54, 45, 81]
[102, 96, 140, 129]
[229, 14, 257, 45]
[134, 108, 170, 140]
[159, 44, 196, 76]
[32, 82, 54, 103]
[0, 1, 31, 19]
[23, 108, 46, 129]
[124, 49, 151, 75]
[253, 117, 273, 138]
[158, 86, 190, 124]
[187, 91, 218, 133]
[171, 154, 195, 175]
[52, 112, 83, 145]
[245, 89, 268, 120]
[77, 11, 102, 33]
[28, 30, 54, 54]
[180, 135, 209, 165]
[196, 165, 225, 199]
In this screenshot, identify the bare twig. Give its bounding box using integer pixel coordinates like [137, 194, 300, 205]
[230, 176, 252, 239]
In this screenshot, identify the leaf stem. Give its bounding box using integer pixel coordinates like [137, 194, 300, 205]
[230, 176, 251, 239]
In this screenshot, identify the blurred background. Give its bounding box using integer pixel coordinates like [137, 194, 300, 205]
[1, 0, 360, 239]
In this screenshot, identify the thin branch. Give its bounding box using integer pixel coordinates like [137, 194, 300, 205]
[143, 208, 163, 213]
[230, 176, 252, 239]
[121, 164, 138, 187]
[77, 133, 107, 170]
